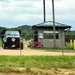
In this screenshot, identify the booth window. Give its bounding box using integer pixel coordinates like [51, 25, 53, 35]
[44, 31, 59, 39]
[44, 33, 53, 39]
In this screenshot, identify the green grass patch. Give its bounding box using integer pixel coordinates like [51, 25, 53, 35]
[0, 55, 75, 74]
[65, 42, 74, 50]
[0, 55, 75, 69]
[30, 47, 75, 52]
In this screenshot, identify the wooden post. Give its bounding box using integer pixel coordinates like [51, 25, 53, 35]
[52, 0, 56, 48]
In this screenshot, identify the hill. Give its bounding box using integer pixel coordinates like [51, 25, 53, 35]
[9, 25, 33, 34]
[0, 26, 7, 32]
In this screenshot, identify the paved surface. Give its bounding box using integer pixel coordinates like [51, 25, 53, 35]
[0, 47, 75, 56]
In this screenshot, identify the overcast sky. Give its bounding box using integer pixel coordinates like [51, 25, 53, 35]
[0, 0, 75, 30]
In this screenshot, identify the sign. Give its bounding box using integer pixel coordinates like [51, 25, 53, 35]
[39, 33, 43, 38]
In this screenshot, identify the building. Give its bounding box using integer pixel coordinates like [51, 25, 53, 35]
[32, 21, 71, 48]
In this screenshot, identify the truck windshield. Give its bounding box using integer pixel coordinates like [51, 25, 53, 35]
[5, 31, 20, 36]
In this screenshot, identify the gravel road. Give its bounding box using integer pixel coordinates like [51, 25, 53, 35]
[0, 47, 75, 56]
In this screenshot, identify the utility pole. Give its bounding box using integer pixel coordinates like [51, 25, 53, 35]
[43, 0, 46, 22]
[52, 0, 56, 47]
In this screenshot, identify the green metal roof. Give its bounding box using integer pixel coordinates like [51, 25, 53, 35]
[32, 21, 71, 29]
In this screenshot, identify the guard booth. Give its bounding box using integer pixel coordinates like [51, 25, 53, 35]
[32, 21, 71, 48]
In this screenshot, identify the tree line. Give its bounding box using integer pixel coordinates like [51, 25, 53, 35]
[0, 25, 75, 41]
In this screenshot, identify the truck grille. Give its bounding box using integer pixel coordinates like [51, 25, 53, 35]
[7, 37, 20, 45]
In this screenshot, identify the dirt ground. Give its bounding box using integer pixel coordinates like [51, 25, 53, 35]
[0, 47, 75, 56]
[0, 68, 75, 75]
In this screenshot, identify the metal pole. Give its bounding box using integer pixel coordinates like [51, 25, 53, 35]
[61, 30, 64, 56]
[43, 0, 46, 22]
[20, 35, 22, 55]
[52, 0, 56, 47]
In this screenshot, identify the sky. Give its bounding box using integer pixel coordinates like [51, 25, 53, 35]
[0, 0, 75, 30]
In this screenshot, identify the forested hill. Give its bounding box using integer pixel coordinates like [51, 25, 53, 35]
[0, 25, 33, 35]
[9, 25, 33, 35]
[0, 26, 7, 32]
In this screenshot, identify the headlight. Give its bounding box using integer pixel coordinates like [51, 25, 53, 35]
[3, 38, 7, 42]
[20, 38, 23, 42]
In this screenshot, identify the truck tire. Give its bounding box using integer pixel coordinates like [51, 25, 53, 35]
[2, 42, 6, 49]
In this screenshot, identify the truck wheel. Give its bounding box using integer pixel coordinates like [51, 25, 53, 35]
[21, 43, 23, 49]
[2, 42, 6, 49]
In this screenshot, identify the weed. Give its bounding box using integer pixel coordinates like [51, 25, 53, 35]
[26, 66, 31, 72]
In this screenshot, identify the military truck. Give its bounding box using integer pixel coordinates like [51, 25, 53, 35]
[1, 30, 23, 49]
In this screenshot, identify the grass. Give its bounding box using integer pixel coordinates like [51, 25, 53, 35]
[30, 47, 75, 53]
[0, 56, 75, 75]
[0, 56, 75, 69]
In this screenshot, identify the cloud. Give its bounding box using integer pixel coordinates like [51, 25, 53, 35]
[54, 0, 75, 25]
[0, 0, 74, 30]
[0, 0, 44, 26]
